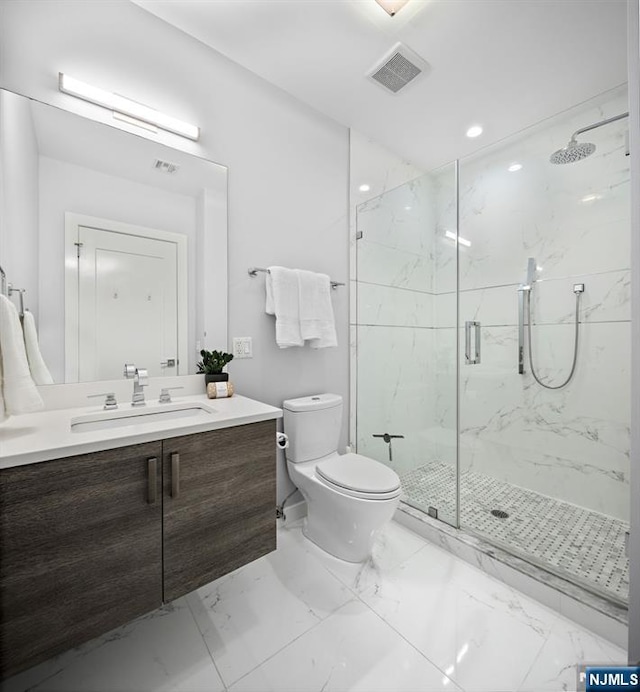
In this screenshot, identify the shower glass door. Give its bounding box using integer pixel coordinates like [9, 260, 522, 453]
[355, 163, 458, 526]
[457, 86, 631, 603]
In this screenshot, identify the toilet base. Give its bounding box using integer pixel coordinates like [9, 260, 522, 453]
[302, 488, 399, 563]
[287, 459, 400, 563]
[301, 520, 368, 563]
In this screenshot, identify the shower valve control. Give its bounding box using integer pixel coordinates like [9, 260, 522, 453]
[573, 283, 585, 294]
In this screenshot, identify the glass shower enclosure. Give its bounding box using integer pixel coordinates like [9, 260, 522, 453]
[354, 86, 630, 605]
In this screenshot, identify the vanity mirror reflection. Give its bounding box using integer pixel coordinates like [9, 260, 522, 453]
[0, 89, 228, 384]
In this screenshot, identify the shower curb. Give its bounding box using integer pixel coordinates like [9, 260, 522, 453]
[395, 503, 628, 650]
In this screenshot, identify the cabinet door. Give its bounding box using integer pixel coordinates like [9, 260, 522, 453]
[163, 420, 276, 602]
[0, 442, 163, 679]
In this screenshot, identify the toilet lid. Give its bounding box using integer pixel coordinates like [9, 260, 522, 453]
[316, 453, 401, 494]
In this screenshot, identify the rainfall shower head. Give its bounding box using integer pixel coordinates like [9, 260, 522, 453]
[549, 138, 596, 165]
[549, 111, 628, 165]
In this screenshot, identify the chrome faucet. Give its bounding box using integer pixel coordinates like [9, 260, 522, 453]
[124, 363, 148, 407]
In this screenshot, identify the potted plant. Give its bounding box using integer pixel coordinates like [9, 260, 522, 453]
[196, 349, 234, 384]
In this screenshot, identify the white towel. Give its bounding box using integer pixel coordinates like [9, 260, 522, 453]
[22, 310, 54, 385]
[0, 294, 43, 416]
[297, 270, 337, 349]
[265, 266, 303, 348]
[0, 352, 6, 422]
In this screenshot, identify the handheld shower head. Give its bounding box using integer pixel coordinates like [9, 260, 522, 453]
[526, 257, 537, 287]
[550, 138, 596, 165]
[518, 257, 537, 292]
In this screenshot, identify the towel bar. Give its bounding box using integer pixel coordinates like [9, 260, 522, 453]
[248, 266, 345, 290]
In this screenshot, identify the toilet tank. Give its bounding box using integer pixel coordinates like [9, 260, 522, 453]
[282, 393, 343, 463]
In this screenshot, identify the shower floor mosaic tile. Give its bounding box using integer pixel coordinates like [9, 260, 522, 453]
[401, 461, 630, 603]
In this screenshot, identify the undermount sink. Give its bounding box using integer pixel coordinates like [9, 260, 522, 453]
[71, 401, 216, 433]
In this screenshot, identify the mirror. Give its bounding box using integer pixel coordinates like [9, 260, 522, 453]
[0, 89, 228, 384]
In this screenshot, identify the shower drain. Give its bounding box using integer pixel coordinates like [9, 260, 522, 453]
[491, 509, 510, 519]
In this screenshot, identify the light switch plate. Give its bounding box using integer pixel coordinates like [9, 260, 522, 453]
[233, 337, 253, 358]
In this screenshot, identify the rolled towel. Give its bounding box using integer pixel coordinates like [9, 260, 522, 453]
[0, 294, 43, 416]
[266, 266, 303, 348]
[22, 310, 54, 385]
[297, 269, 337, 349]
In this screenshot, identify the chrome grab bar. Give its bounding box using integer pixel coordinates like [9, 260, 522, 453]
[517, 288, 526, 374]
[465, 321, 481, 365]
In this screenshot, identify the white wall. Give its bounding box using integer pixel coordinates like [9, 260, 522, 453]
[0, 90, 39, 318]
[0, 0, 349, 504]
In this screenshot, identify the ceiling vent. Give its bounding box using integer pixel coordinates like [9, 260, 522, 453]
[367, 42, 429, 94]
[153, 159, 180, 174]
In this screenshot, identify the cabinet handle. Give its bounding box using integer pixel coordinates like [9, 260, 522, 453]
[147, 457, 158, 504]
[171, 452, 180, 498]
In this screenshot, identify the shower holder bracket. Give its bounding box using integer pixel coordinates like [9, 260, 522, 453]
[573, 283, 585, 294]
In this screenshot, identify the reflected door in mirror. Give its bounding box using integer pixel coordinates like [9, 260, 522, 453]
[65, 214, 187, 381]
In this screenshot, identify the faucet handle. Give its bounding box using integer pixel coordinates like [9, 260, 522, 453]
[123, 363, 136, 379]
[87, 392, 118, 410]
[159, 386, 184, 404]
[135, 367, 149, 386]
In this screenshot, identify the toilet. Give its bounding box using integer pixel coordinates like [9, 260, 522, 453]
[283, 393, 401, 562]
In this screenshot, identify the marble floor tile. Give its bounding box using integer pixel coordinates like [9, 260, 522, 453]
[359, 543, 554, 692]
[228, 599, 461, 692]
[0, 598, 224, 692]
[1, 520, 628, 692]
[518, 617, 627, 691]
[185, 529, 353, 687]
[280, 517, 426, 594]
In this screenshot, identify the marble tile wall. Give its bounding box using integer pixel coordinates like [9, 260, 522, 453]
[348, 132, 424, 454]
[351, 86, 630, 524]
[354, 174, 439, 478]
[451, 87, 631, 522]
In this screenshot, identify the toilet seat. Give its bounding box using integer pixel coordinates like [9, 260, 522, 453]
[315, 453, 401, 500]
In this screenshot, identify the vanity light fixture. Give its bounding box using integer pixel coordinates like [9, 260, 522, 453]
[58, 73, 200, 141]
[374, 0, 410, 16]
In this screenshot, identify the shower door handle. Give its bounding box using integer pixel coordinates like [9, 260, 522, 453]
[465, 321, 481, 365]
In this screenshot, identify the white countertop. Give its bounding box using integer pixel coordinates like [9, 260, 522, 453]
[0, 394, 282, 469]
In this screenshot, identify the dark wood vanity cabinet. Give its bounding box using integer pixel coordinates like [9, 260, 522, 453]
[163, 420, 277, 601]
[0, 420, 276, 679]
[0, 441, 164, 679]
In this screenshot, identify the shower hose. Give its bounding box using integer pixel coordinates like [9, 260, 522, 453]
[526, 289, 581, 390]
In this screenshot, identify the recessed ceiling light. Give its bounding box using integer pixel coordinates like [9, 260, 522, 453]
[359, 184, 371, 192]
[466, 125, 483, 138]
[374, 0, 410, 17]
[404, 206, 412, 211]
[508, 163, 522, 172]
[581, 193, 602, 203]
